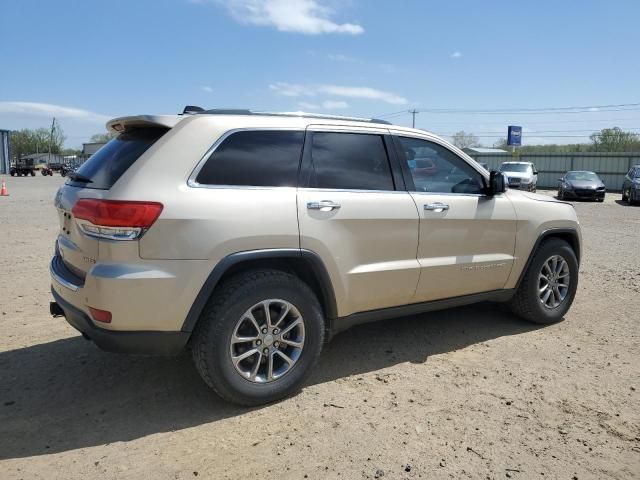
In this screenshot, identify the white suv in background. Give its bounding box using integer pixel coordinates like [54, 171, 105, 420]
[50, 108, 581, 406]
[500, 161, 538, 191]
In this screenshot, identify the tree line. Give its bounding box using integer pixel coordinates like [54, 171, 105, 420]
[451, 127, 640, 153]
[9, 126, 116, 160]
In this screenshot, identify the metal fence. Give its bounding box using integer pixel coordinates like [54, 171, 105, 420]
[466, 152, 640, 191]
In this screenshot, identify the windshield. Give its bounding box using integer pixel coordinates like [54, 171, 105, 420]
[500, 163, 531, 173]
[566, 172, 599, 182]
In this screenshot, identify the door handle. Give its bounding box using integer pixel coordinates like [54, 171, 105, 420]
[307, 200, 341, 211]
[424, 202, 449, 212]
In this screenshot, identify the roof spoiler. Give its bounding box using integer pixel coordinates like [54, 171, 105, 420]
[106, 115, 184, 133]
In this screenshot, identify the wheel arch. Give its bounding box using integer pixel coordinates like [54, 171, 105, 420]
[181, 249, 338, 334]
[515, 228, 581, 290]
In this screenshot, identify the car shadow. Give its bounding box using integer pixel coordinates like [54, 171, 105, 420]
[614, 200, 634, 206]
[0, 303, 541, 460]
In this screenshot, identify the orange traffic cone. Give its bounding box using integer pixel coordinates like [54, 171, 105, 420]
[0, 178, 9, 196]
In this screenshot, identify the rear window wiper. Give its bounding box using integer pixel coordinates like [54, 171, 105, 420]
[68, 172, 93, 183]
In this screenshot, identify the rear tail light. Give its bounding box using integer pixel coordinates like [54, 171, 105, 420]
[72, 199, 163, 240]
[88, 306, 112, 323]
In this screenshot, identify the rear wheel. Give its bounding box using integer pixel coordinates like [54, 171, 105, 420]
[191, 270, 324, 406]
[509, 238, 578, 324]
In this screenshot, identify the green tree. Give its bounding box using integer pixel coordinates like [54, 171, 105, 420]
[10, 126, 66, 160]
[590, 127, 640, 152]
[90, 131, 117, 143]
[451, 131, 481, 149]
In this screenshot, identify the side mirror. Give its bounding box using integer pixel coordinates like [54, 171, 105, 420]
[488, 171, 506, 196]
[558, 177, 563, 182]
[533, 170, 538, 175]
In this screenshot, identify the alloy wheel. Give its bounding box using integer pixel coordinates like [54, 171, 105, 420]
[538, 255, 571, 309]
[229, 299, 305, 383]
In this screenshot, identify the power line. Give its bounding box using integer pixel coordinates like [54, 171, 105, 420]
[378, 102, 640, 118]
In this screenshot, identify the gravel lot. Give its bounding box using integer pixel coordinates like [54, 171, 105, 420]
[1, 175, 638, 480]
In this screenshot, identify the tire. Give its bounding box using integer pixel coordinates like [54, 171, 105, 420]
[509, 238, 578, 324]
[10, 172, 15, 177]
[622, 189, 628, 201]
[191, 269, 325, 406]
[630, 190, 637, 206]
[30, 170, 35, 176]
[558, 189, 564, 200]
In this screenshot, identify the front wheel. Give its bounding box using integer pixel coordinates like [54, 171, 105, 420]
[191, 270, 325, 406]
[509, 238, 578, 324]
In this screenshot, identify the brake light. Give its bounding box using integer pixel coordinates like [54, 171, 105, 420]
[72, 199, 163, 240]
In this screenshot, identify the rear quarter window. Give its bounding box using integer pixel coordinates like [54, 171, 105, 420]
[66, 128, 167, 189]
[195, 130, 304, 187]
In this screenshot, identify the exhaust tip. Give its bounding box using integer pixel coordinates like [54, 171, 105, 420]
[50, 302, 65, 318]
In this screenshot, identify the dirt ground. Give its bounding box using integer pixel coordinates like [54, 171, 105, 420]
[0, 175, 638, 480]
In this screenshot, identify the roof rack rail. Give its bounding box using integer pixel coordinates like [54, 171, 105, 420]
[195, 108, 392, 125]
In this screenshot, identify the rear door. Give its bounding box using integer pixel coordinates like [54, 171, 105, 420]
[392, 134, 517, 302]
[54, 128, 168, 278]
[297, 126, 420, 317]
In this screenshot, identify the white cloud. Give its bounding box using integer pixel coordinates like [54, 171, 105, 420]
[269, 82, 316, 97]
[322, 100, 348, 109]
[327, 53, 354, 62]
[298, 101, 321, 110]
[211, 0, 363, 35]
[450, 51, 462, 58]
[202, 86, 214, 93]
[317, 85, 408, 105]
[270, 82, 407, 105]
[0, 101, 110, 123]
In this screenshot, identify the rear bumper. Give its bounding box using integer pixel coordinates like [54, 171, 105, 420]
[51, 288, 189, 355]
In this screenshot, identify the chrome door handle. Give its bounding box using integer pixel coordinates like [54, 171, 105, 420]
[424, 202, 449, 212]
[307, 200, 341, 211]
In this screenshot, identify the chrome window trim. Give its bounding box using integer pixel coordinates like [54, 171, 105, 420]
[187, 127, 306, 189]
[297, 187, 409, 195]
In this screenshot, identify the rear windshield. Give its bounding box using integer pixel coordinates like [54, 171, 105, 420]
[66, 128, 167, 189]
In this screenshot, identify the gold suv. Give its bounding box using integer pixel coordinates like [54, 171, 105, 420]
[50, 108, 581, 405]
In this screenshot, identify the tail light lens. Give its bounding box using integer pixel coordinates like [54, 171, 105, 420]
[72, 199, 163, 240]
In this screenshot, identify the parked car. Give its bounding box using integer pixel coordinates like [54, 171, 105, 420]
[499, 161, 538, 191]
[621, 165, 640, 205]
[50, 108, 581, 406]
[557, 171, 606, 202]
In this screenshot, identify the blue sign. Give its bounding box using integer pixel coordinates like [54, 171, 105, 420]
[507, 126, 522, 146]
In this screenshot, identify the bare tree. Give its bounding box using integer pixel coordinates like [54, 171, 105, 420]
[90, 132, 118, 143]
[451, 131, 480, 149]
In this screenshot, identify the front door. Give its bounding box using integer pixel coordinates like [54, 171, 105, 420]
[392, 134, 517, 302]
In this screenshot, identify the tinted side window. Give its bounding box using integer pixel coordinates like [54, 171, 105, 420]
[196, 130, 304, 187]
[396, 136, 485, 194]
[308, 132, 394, 191]
[67, 128, 167, 190]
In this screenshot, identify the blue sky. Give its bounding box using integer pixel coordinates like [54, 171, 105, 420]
[1, 0, 639, 148]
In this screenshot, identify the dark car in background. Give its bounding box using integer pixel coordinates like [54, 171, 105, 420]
[558, 171, 606, 202]
[622, 165, 640, 205]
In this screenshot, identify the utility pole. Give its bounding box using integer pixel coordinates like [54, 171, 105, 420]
[49, 117, 56, 165]
[409, 109, 419, 128]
